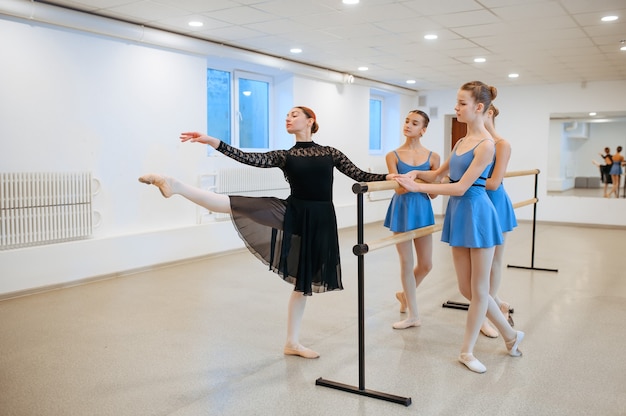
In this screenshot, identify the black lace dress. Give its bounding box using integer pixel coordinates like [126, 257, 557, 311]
[216, 141, 387, 295]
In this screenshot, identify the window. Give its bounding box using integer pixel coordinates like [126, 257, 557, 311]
[207, 68, 231, 144]
[207, 68, 271, 149]
[369, 96, 383, 152]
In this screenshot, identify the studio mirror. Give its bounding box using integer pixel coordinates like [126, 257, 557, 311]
[547, 111, 626, 198]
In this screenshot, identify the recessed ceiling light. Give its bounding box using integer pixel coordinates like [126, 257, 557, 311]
[343, 0, 359, 4]
[424, 34, 438, 40]
[290, 48, 302, 54]
[406, 79, 416, 84]
[589, 112, 597, 116]
[188, 21, 203, 27]
[358, 66, 368, 71]
[621, 40, 626, 51]
[508, 73, 519, 78]
[474, 57, 486, 63]
[601, 15, 618, 22]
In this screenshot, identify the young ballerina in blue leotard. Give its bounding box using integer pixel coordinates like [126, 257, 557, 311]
[395, 81, 524, 373]
[479, 104, 517, 338]
[384, 110, 440, 329]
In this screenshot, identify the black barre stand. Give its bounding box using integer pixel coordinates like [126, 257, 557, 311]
[316, 185, 411, 407]
[507, 170, 558, 272]
[442, 300, 515, 314]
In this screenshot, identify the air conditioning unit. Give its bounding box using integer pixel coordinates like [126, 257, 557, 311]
[563, 121, 588, 139]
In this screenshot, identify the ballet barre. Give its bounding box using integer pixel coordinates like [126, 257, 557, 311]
[316, 178, 425, 407]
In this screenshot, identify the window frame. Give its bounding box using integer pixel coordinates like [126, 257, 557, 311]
[369, 94, 384, 155]
[206, 66, 273, 151]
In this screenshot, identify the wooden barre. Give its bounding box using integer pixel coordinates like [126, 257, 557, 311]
[504, 169, 540, 178]
[353, 169, 540, 194]
[512, 198, 538, 209]
[353, 224, 443, 255]
[353, 198, 537, 255]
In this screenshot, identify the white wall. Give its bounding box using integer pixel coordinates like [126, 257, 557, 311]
[0, 12, 415, 297]
[1, 6, 626, 298]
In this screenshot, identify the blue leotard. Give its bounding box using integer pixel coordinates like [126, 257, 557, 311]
[609, 161, 623, 175]
[441, 140, 503, 248]
[486, 155, 518, 233]
[384, 151, 435, 232]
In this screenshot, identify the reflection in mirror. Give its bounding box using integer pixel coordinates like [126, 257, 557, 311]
[547, 111, 626, 198]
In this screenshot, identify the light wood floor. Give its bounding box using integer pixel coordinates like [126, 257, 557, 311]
[1, 220, 625, 416]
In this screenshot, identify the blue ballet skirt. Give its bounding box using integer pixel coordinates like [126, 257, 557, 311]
[384, 152, 435, 232]
[441, 141, 503, 248]
[609, 162, 622, 175]
[487, 184, 518, 233]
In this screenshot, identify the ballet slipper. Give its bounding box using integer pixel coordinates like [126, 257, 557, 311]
[283, 344, 320, 359]
[138, 174, 173, 198]
[480, 320, 499, 338]
[458, 353, 486, 373]
[500, 301, 514, 327]
[392, 317, 422, 330]
[395, 291, 407, 313]
[505, 331, 525, 357]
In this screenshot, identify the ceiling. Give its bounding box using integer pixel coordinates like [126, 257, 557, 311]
[36, 0, 626, 91]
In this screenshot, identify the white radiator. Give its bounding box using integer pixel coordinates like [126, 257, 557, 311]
[197, 167, 290, 223]
[0, 172, 93, 250]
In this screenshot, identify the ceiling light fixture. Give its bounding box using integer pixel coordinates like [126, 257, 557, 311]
[508, 73, 519, 78]
[290, 48, 302, 54]
[601, 15, 618, 22]
[188, 21, 203, 27]
[621, 40, 626, 51]
[474, 57, 486, 63]
[343, 0, 359, 4]
[589, 112, 597, 116]
[358, 66, 368, 71]
[424, 34, 438, 40]
[406, 79, 416, 84]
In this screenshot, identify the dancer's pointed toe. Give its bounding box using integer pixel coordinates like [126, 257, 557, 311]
[506, 330, 525, 357]
[395, 291, 407, 313]
[138, 174, 173, 198]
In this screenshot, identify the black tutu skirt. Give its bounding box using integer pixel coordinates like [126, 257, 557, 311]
[229, 195, 342, 296]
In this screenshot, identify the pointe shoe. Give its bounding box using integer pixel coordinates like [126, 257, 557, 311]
[500, 302, 514, 327]
[505, 331, 525, 357]
[283, 344, 320, 359]
[480, 321, 499, 338]
[138, 174, 173, 198]
[392, 318, 422, 330]
[458, 353, 486, 373]
[395, 291, 407, 313]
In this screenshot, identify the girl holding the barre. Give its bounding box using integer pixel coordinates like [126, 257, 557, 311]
[383, 110, 440, 329]
[395, 81, 524, 373]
